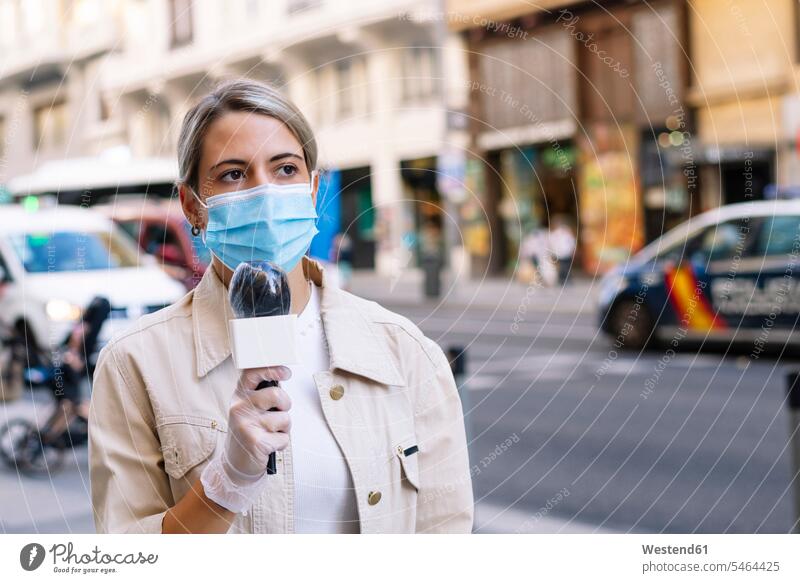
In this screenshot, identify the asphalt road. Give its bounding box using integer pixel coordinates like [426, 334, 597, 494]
[390, 294, 800, 534]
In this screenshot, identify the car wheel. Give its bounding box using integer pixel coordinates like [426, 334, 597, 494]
[608, 297, 654, 351]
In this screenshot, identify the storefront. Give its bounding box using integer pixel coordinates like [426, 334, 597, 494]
[490, 142, 578, 271]
[400, 156, 445, 267]
[639, 124, 698, 243]
[336, 166, 376, 270]
[577, 123, 644, 273]
[574, 0, 688, 272]
[468, 21, 578, 275]
[695, 146, 775, 209]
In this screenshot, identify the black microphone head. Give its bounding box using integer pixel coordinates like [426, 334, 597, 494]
[229, 260, 291, 318]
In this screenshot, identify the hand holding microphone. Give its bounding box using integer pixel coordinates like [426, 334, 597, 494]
[201, 261, 299, 514]
[225, 366, 292, 479]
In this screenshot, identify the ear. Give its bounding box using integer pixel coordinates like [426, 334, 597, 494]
[178, 183, 206, 230]
[311, 170, 320, 207]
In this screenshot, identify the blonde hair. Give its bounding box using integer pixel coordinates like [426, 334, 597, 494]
[177, 78, 318, 191]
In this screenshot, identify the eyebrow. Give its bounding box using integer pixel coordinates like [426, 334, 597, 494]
[209, 153, 303, 172]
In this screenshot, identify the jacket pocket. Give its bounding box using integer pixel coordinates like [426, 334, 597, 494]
[395, 437, 420, 492]
[158, 414, 226, 479]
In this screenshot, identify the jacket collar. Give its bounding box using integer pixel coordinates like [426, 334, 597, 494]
[192, 256, 406, 386]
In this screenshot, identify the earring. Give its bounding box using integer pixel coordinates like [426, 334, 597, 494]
[191, 225, 201, 236]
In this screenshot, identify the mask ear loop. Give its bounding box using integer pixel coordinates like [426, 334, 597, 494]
[305, 169, 319, 286]
[188, 187, 209, 245]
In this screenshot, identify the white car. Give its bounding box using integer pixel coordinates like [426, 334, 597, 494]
[0, 204, 186, 394]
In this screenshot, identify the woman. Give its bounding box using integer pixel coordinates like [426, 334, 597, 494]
[88, 78, 474, 534]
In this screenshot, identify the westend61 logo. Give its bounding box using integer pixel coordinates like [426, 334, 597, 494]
[19, 542, 158, 575]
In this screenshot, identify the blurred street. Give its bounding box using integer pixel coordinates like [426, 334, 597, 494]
[3, 271, 798, 534]
[2, 0, 800, 540]
[353, 270, 800, 534]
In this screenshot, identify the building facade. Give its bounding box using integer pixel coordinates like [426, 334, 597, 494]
[450, 0, 695, 275]
[4, 0, 800, 278]
[0, 0, 452, 276]
[688, 0, 798, 208]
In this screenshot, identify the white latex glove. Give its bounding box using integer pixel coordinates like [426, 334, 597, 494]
[201, 366, 292, 514]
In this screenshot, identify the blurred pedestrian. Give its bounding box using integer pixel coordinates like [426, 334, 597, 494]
[521, 227, 557, 287]
[548, 216, 576, 285]
[419, 218, 443, 298]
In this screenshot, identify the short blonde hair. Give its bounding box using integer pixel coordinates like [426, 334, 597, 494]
[177, 78, 318, 191]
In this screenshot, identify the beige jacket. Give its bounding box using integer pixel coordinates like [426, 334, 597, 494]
[88, 256, 474, 534]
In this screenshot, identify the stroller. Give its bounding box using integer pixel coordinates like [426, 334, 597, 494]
[0, 296, 111, 476]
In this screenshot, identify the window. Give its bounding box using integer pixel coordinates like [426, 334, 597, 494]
[168, 0, 193, 49]
[33, 101, 68, 151]
[655, 218, 754, 264]
[117, 219, 141, 242]
[287, 0, 321, 15]
[401, 47, 437, 103]
[66, 0, 101, 26]
[142, 223, 185, 265]
[245, 0, 261, 18]
[98, 93, 112, 122]
[0, 0, 18, 49]
[691, 219, 755, 263]
[336, 59, 354, 117]
[754, 215, 800, 258]
[7, 231, 139, 273]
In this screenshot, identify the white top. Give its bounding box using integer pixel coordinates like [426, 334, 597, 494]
[283, 281, 360, 533]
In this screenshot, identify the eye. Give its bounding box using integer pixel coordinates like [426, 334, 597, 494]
[276, 164, 299, 178]
[220, 168, 245, 182]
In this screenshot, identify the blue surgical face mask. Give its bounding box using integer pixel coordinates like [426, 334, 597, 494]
[192, 172, 319, 273]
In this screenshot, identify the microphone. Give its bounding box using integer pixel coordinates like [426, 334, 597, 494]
[228, 260, 299, 475]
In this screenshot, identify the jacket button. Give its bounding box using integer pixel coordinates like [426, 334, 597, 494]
[367, 491, 382, 505]
[329, 384, 345, 400]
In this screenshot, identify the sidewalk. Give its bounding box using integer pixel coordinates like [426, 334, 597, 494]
[347, 268, 600, 315]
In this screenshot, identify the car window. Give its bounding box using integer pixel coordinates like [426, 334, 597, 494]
[6, 230, 139, 273]
[654, 236, 694, 263]
[654, 219, 751, 264]
[753, 215, 800, 258]
[117, 220, 140, 241]
[690, 218, 754, 263]
[143, 223, 186, 260]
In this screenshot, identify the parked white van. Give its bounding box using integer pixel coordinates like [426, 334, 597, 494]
[0, 204, 186, 396]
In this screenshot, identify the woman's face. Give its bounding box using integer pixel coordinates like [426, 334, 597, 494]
[179, 110, 319, 280]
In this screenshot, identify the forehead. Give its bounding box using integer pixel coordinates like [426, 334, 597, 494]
[199, 110, 303, 169]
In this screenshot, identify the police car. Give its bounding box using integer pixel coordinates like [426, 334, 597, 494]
[598, 200, 800, 350]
